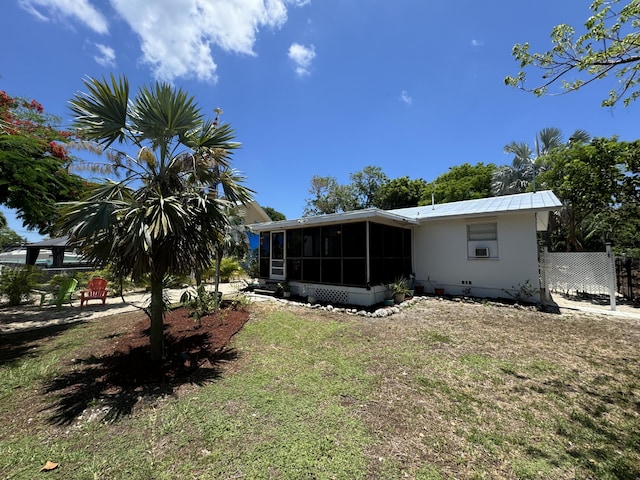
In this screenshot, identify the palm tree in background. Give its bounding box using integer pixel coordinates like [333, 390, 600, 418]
[492, 127, 590, 196]
[57, 75, 252, 361]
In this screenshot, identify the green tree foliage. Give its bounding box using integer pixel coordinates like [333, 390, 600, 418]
[303, 166, 421, 215]
[262, 206, 286, 221]
[376, 176, 429, 209]
[538, 137, 640, 251]
[505, 0, 640, 107]
[0, 226, 26, 250]
[0, 211, 24, 250]
[493, 128, 590, 195]
[303, 166, 388, 216]
[349, 165, 388, 209]
[426, 163, 495, 204]
[304, 176, 344, 216]
[0, 91, 87, 233]
[57, 75, 252, 361]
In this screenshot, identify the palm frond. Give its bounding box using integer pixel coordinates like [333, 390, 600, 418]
[69, 74, 130, 148]
[130, 82, 201, 160]
[537, 127, 564, 154]
[568, 129, 591, 144]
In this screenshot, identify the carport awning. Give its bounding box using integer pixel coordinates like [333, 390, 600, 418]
[26, 236, 71, 267]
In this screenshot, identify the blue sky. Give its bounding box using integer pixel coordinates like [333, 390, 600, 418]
[2, 0, 640, 243]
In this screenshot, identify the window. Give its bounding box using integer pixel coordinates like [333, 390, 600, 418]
[260, 221, 412, 286]
[467, 222, 498, 258]
[303, 227, 321, 257]
[467, 223, 497, 241]
[286, 229, 302, 257]
[259, 232, 270, 277]
[369, 222, 412, 284]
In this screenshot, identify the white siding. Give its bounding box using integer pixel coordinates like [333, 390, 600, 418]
[412, 213, 541, 301]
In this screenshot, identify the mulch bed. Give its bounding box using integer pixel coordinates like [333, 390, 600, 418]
[29, 305, 252, 425]
[100, 305, 251, 386]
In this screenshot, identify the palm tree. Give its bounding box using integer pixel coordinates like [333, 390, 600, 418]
[57, 75, 252, 361]
[492, 127, 589, 196]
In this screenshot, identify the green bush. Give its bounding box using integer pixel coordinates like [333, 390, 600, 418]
[0, 265, 43, 306]
[220, 257, 244, 282]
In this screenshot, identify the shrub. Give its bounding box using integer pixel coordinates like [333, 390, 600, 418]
[216, 257, 244, 283]
[0, 265, 42, 306]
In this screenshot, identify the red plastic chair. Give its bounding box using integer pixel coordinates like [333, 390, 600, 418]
[80, 278, 108, 307]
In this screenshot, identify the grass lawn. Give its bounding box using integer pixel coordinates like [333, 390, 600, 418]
[1, 297, 639, 479]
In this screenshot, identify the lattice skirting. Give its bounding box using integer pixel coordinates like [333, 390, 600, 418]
[314, 288, 349, 305]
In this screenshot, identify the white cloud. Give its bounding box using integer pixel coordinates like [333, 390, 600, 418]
[471, 39, 484, 47]
[19, 0, 311, 82]
[18, 0, 109, 34]
[93, 43, 116, 67]
[288, 43, 316, 76]
[400, 90, 413, 105]
[111, 0, 310, 82]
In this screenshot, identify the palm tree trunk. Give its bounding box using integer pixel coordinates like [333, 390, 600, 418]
[214, 250, 221, 312]
[149, 273, 165, 361]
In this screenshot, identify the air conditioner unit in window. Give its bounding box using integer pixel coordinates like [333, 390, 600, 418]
[475, 247, 490, 258]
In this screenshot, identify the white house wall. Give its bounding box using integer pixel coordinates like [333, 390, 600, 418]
[412, 213, 541, 301]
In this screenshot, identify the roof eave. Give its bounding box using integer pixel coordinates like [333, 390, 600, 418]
[249, 208, 418, 232]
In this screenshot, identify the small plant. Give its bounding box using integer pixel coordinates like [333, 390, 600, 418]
[505, 280, 539, 303]
[229, 294, 252, 311]
[0, 265, 42, 306]
[388, 276, 410, 296]
[275, 282, 291, 298]
[180, 284, 220, 328]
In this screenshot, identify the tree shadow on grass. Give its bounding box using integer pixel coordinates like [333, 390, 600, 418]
[40, 307, 248, 425]
[0, 321, 87, 366]
[520, 361, 640, 479]
[42, 339, 238, 425]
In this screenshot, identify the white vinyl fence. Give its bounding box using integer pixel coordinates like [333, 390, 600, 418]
[540, 245, 617, 310]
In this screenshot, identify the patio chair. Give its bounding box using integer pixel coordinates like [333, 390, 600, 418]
[40, 277, 78, 308]
[80, 277, 108, 307]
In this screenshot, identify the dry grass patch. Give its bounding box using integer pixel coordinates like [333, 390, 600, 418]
[352, 298, 640, 479]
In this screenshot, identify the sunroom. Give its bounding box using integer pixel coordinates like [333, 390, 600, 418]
[250, 209, 417, 306]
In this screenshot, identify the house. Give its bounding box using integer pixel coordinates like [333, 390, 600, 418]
[249, 190, 562, 306]
[237, 200, 272, 250]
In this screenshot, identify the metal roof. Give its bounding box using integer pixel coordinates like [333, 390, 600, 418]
[249, 208, 418, 232]
[27, 236, 71, 248]
[389, 190, 562, 221]
[250, 190, 562, 231]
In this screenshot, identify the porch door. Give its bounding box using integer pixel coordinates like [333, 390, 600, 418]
[270, 231, 286, 280]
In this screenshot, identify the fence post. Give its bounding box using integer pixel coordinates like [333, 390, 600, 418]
[606, 243, 616, 311]
[626, 258, 633, 302]
[540, 247, 551, 302]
